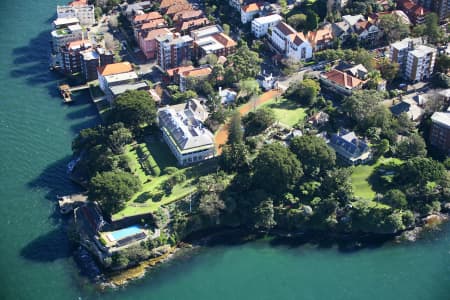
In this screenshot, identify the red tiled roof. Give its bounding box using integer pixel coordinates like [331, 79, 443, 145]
[173, 10, 203, 22]
[182, 67, 212, 77]
[179, 18, 210, 31]
[160, 0, 188, 9]
[143, 28, 172, 41]
[166, 65, 195, 77]
[140, 18, 167, 30]
[133, 12, 163, 23]
[166, 3, 193, 16]
[242, 3, 261, 13]
[98, 62, 133, 76]
[213, 33, 237, 48]
[306, 25, 334, 48]
[69, 0, 88, 7]
[323, 69, 363, 88]
[67, 39, 91, 50]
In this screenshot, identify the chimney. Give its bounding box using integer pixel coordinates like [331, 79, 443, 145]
[219, 86, 222, 94]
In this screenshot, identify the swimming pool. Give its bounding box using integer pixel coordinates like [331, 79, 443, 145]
[109, 226, 142, 241]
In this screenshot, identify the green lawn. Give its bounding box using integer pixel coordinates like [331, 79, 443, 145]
[260, 97, 306, 127]
[113, 142, 216, 221]
[351, 157, 403, 201]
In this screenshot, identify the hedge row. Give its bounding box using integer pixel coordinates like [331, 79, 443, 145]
[137, 143, 161, 176]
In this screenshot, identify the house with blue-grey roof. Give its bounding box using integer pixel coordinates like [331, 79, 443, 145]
[328, 130, 372, 165]
[158, 99, 215, 166]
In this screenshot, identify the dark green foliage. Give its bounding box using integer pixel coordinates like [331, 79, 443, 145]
[431, 73, 450, 89]
[395, 134, 427, 160]
[382, 189, 407, 209]
[285, 79, 320, 107]
[252, 197, 276, 230]
[290, 135, 336, 177]
[398, 157, 446, 186]
[378, 14, 410, 43]
[224, 43, 262, 84]
[89, 170, 141, 215]
[350, 201, 406, 234]
[227, 110, 244, 145]
[435, 55, 450, 74]
[163, 167, 179, 175]
[252, 143, 303, 195]
[220, 143, 249, 173]
[110, 90, 157, 130]
[243, 107, 276, 136]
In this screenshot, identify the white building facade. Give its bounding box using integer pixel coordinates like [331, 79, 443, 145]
[251, 14, 282, 38]
[269, 22, 313, 61]
[57, 4, 95, 26]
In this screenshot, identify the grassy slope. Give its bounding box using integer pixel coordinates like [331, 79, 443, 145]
[260, 97, 306, 127]
[351, 157, 403, 201]
[112, 140, 216, 221]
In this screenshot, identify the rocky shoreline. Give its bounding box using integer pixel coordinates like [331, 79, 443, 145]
[93, 212, 449, 288]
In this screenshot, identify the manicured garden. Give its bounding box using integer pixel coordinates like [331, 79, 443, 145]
[113, 139, 216, 220]
[351, 157, 404, 201]
[260, 97, 306, 127]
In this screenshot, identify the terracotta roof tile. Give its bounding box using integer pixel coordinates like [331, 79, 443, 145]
[213, 33, 237, 48]
[242, 3, 261, 13]
[143, 28, 172, 41]
[166, 65, 195, 77]
[182, 67, 212, 77]
[323, 69, 362, 88]
[179, 18, 210, 31]
[133, 12, 163, 23]
[98, 62, 133, 76]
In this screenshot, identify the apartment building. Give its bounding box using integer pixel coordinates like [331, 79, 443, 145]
[57, 0, 95, 26]
[156, 33, 194, 70]
[430, 112, 450, 154]
[251, 14, 282, 38]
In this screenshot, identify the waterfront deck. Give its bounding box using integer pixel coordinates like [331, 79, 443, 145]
[58, 193, 88, 214]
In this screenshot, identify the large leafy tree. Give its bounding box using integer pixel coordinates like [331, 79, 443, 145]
[225, 43, 262, 84]
[243, 107, 276, 136]
[378, 14, 410, 43]
[395, 133, 427, 160]
[424, 13, 444, 44]
[227, 110, 244, 145]
[399, 157, 446, 186]
[110, 90, 157, 130]
[89, 170, 142, 215]
[378, 58, 399, 83]
[252, 143, 303, 195]
[285, 79, 321, 107]
[290, 135, 336, 177]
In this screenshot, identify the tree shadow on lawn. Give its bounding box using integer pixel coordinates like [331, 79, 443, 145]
[367, 163, 401, 195]
[264, 98, 301, 111]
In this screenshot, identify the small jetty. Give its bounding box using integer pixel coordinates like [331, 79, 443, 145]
[58, 193, 88, 214]
[58, 83, 89, 104]
[59, 84, 73, 103]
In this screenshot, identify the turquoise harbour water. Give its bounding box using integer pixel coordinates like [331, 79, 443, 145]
[1, 1, 450, 299]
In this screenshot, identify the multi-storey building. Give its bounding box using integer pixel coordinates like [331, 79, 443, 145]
[389, 38, 423, 75]
[268, 22, 313, 61]
[156, 33, 194, 70]
[158, 100, 215, 166]
[179, 66, 212, 91]
[59, 40, 92, 75]
[405, 45, 436, 81]
[80, 47, 114, 82]
[51, 23, 83, 53]
[430, 112, 450, 154]
[139, 28, 172, 59]
[390, 38, 435, 81]
[57, 0, 95, 26]
[190, 25, 237, 59]
[397, 0, 427, 24]
[417, 0, 450, 22]
[251, 14, 282, 38]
